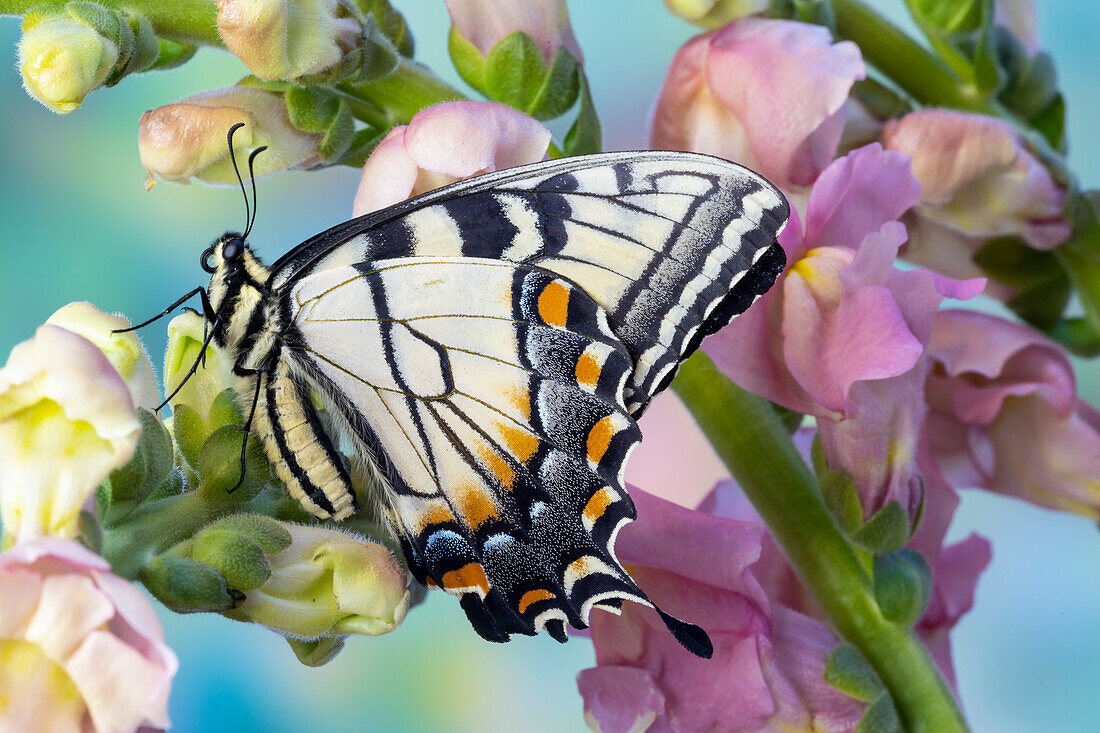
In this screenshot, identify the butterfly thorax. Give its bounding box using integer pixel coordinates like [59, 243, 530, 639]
[206, 236, 282, 374]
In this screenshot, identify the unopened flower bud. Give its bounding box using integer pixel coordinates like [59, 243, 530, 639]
[663, 0, 771, 28]
[18, 8, 119, 113]
[216, 0, 362, 81]
[164, 312, 233, 421]
[445, 0, 582, 64]
[223, 522, 410, 641]
[46, 302, 159, 410]
[138, 86, 322, 186]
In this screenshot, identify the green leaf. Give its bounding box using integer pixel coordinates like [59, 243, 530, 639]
[824, 643, 884, 702]
[856, 693, 903, 733]
[349, 0, 414, 56]
[563, 72, 601, 156]
[141, 555, 234, 612]
[286, 637, 346, 667]
[448, 25, 487, 93]
[873, 549, 932, 627]
[484, 31, 548, 112]
[526, 46, 580, 121]
[192, 528, 271, 591]
[850, 502, 909, 554]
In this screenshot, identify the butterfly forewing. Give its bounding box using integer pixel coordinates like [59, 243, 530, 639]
[232, 151, 788, 653]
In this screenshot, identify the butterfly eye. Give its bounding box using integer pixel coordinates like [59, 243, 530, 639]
[200, 246, 216, 274]
[223, 237, 244, 261]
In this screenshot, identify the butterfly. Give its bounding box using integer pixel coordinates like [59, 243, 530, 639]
[155, 133, 788, 658]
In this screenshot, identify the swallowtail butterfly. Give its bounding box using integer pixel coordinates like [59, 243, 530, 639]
[169, 146, 788, 658]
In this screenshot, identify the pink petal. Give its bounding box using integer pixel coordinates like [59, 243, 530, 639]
[405, 101, 550, 178]
[352, 126, 418, 215]
[0, 537, 110, 572]
[804, 144, 921, 249]
[577, 666, 665, 733]
[706, 18, 865, 188]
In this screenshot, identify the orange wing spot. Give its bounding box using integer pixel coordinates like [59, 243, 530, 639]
[496, 422, 539, 463]
[586, 415, 617, 464]
[477, 442, 515, 490]
[518, 589, 556, 614]
[575, 349, 602, 389]
[583, 487, 616, 526]
[441, 562, 490, 596]
[506, 386, 532, 422]
[538, 281, 570, 327]
[425, 577, 439, 588]
[567, 556, 591, 578]
[456, 483, 499, 529]
[418, 502, 455, 533]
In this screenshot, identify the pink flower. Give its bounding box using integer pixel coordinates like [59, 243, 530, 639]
[0, 538, 177, 732]
[444, 0, 582, 64]
[882, 110, 1070, 280]
[578, 487, 865, 733]
[921, 309, 1100, 518]
[352, 101, 551, 215]
[704, 144, 983, 517]
[649, 18, 865, 190]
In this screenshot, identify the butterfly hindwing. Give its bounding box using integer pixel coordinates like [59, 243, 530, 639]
[286, 257, 666, 642]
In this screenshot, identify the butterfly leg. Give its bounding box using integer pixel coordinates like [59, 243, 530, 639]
[228, 369, 263, 494]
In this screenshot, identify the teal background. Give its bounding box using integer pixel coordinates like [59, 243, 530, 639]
[0, 2, 1098, 731]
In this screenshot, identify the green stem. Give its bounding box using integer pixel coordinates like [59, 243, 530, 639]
[100, 489, 219, 579]
[672, 353, 969, 733]
[339, 56, 466, 125]
[831, 0, 998, 115]
[1, 0, 222, 46]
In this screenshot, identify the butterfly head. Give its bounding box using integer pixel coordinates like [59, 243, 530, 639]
[201, 232, 270, 328]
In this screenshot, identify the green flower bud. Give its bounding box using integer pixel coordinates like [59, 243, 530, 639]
[663, 0, 771, 28]
[224, 522, 409, 641]
[216, 0, 362, 81]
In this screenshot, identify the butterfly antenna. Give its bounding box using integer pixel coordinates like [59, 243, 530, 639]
[243, 145, 268, 240]
[227, 122, 251, 235]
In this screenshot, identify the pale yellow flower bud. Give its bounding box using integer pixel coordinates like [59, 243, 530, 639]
[163, 311, 234, 421]
[663, 0, 771, 29]
[216, 0, 362, 80]
[0, 326, 140, 545]
[225, 523, 410, 639]
[138, 86, 322, 186]
[18, 13, 119, 113]
[46, 302, 159, 411]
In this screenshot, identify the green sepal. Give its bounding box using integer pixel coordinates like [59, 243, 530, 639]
[95, 477, 112, 518]
[286, 636, 346, 667]
[969, 2, 1003, 95]
[192, 528, 272, 591]
[114, 409, 173, 503]
[357, 14, 400, 81]
[995, 28, 1058, 119]
[149, 37, 197, 71]
[338, 126, 389, 169]
[811, 436, 863, 534]
[112, 12, 159, 83]
[850, 502, 909, 554]
[563, 72, 601, 156]
[771, 402, 804, 434]
[448, 25, 487, 93]
[141, 555, 235, 612]
[286, 85, 341, 133]
[1030, 93, 1066, 153]
[171, 403, 206, 470]
[873, 549, 932, 627]
[1055, 191, 1100, 351]
[905, 0, 985, 38]
[348, 0, 414, 57]
[856, 692, 903, 733]
[792, 0, 836, 29]
[1047, 317, 1100, 358]
[972, 236, 1070, 330]
[238, 76, 292, 93]
[197, 424, 268, 502]
[850, 78, 913, 120]
[204, 514, 293, 554]
[145, 468, 185, 503]
[824, 643, 885, 703]
[209, 389, 244, 433]
[62, 2, 121, 45]
[484, 31, 549, 113]
[525, 46, 580, 121]
[319, 99, 355, 163]
[79, 510, 103, 555]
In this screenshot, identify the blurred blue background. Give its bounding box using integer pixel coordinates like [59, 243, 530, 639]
[1, 2, 1098, 731]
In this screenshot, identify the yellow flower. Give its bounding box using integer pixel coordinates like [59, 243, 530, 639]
[0, 326, 140, 545]
[17, 11, 118, 113]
